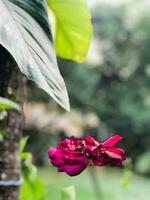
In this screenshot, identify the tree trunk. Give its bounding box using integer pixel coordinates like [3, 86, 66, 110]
[0, 45, 26, 200]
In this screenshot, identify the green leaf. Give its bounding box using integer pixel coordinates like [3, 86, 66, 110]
[20, 137, 29, 153]
[61, 186, 76, 200]
[0, 97, 21, 111]
[0, 0, 70, 111]
[20, 176, 47, 200]
[48, 0, 92, 63]
[0, 129, 7, 142]
[21, 152, 31, 160]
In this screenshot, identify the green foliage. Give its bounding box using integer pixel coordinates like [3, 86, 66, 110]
[135, 152, 150, 176]
[20, 176, 47, 200]
[61, 186, 76, 200]
[0, 129, 7, 142]
[48, 0, 92, 63]
[91, 7, 150, 162]
[20, 136, 29, 153]
[60, 60, 100, 108]
[120, 160, 132, 189]
[0, 97, 20, 111]
[20, 137, 47, 200]
[0, 0, 70, 111]
[0, 97, 20, 141]
[23, 130, 59, 166]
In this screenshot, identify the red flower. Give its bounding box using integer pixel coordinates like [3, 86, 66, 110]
[84, 135, 126, 166]
[48, 136, 88, 176]
[48, 135, 126, 176]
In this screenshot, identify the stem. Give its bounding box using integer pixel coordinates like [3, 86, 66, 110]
[88, 167, 104, 200]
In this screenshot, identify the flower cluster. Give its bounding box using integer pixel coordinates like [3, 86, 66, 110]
[48, 135, 126, 176]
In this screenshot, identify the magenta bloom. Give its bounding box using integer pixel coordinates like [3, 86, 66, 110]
[85, 135, 126, 166]
[48, 136, 88, 176]
[48, 135, 126, 176]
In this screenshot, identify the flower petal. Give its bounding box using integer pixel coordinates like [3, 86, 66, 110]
[63, 155, 88, 165]
[102, 135, 122, 147]
[105, 150, 122, 159]
[105, 147, 125, 160]
[85, 136, 99, 146]
[48, 148, 65, 167]
[48, 148, 57, 159]
[58, 163, 87, 176]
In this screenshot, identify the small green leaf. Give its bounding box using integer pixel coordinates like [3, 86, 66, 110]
[21, 152, 31, 160]
[20, 137, 29, 153]
[20, 176, 47, 200]
[61, 186, 76, 200]
[48, 0, 92, 63]
[120, 178, 129, 189]
[0, 97, 21, 111]
[0, 130, 7, 142]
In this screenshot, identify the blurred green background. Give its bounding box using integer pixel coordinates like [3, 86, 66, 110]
[22, 0, 150, 199]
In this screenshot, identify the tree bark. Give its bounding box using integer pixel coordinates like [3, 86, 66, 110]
[0, 45, 26, 200]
